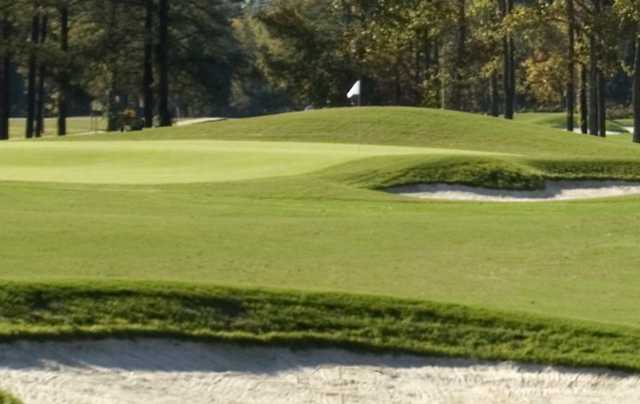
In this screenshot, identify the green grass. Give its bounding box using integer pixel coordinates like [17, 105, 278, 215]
[0, 390, 21, 404]
[3, 107, 640, 371]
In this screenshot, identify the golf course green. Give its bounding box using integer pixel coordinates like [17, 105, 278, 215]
[2, 107, 640, 371]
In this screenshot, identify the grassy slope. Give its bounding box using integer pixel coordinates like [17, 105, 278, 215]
[3, 107, 640, 370]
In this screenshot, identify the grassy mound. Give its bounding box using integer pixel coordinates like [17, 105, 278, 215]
[62, 107, 640, 159]
[319, 154, 640, 190]
[2, 282, 640, 372]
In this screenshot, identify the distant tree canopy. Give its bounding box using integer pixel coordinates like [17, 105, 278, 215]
[1, 0, 640, 141]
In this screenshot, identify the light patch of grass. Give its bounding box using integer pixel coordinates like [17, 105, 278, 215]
[0, 140, 502, 184]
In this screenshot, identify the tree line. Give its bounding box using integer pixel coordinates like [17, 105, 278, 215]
[1, 0, 640, 143]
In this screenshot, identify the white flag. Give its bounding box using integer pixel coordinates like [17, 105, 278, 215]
[347, 80, 361, 99]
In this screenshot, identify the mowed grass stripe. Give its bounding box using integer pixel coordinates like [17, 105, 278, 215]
[0, 140, 502, 184]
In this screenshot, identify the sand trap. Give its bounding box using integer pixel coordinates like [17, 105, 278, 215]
[388, 180, 640, 202]
[0, 339, 639, 404]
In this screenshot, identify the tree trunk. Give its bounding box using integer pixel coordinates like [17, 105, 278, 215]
[26, 7, 41, 139]
[565, 0, 575, 132]
[580, 64, 588, 134]
[58, 3, 69, 136]
[158, 0, 171, 127]
[414, 40, 421, 105]
[143, 0, 154, 128]
[0, 16, 10, 141]
[588, 28, 598, 135]
[394, 58, 401, 105]
[451, 0, 466, 111]
[35, 14, 49, 138]
[490, 72, 499, 117]
[597, 69, 606, 137]
[594, 0, 605, 137]
[633, 33, 640, 143]
[501, 0, 515, 119]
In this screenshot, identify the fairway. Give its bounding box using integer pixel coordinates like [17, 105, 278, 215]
[2, 108, 640, 372]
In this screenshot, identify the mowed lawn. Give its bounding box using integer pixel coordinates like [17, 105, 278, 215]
[1, 107, 640, 331]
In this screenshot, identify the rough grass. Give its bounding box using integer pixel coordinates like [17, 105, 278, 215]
[2, 282, 640, 372]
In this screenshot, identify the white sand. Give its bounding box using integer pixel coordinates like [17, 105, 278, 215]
[572, 128, 629, 136]
[176, 117, 225, 126]
[388, 180, 640, 202]
[0, 339, 639, 404]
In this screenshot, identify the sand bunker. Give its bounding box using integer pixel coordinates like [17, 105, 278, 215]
[388, 180, 640, 202]
[0, 339, 639, 404]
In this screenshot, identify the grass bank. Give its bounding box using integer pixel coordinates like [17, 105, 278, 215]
[1, 282, 640, 372]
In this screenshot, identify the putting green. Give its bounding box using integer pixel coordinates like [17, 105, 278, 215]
[0, 140, 502, 184]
